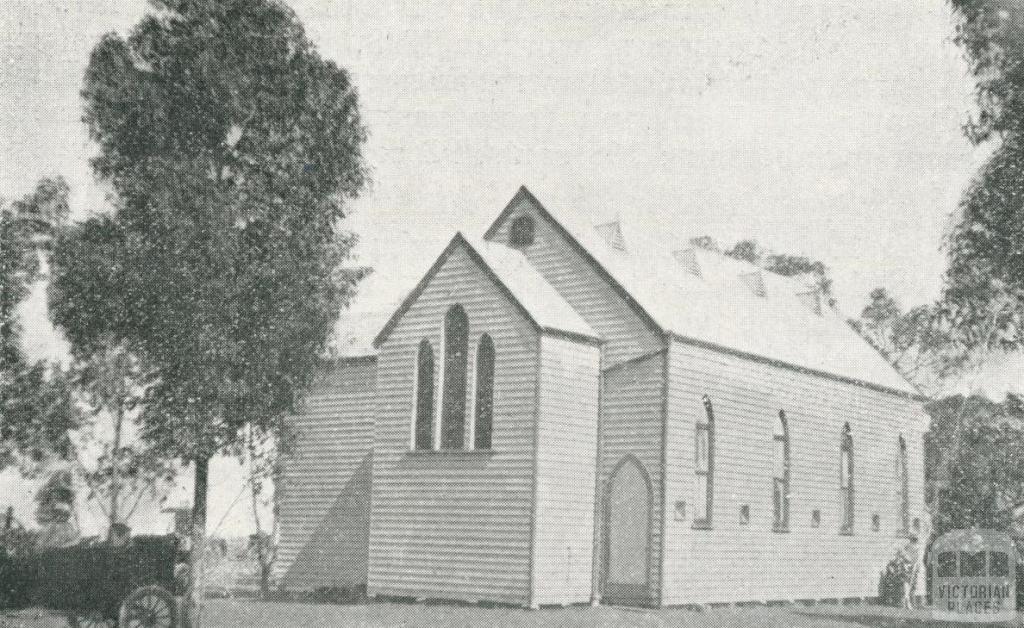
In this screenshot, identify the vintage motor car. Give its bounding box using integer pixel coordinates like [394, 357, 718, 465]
[8, 534, 186, 627]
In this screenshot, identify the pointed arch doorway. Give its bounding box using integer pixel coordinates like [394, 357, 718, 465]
[601, 455, 653, 605]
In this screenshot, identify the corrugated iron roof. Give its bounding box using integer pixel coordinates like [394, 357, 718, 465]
[372, 233, 599, 348]
[495, 186, 920, 396]
[465, 235, 597, 341]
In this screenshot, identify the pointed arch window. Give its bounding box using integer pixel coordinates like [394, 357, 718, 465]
[414, 340, 435, 451]
[441, 305, 469, 449]
[898, 435, 910, 535]
[840, 423, 854, 534]
[694, 395, 715, 529]
[773, 411, 791, 531]
[473, 334, 495, 450]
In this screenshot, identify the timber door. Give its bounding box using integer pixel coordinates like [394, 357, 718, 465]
[602, 455, 652, 605]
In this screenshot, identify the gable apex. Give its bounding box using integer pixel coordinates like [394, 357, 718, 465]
[373, 232, 598, 348]
[482, 186, 664, 335]
[483, 185, 545, 241]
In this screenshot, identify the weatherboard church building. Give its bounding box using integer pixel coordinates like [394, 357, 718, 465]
[274, 187, 927, 608]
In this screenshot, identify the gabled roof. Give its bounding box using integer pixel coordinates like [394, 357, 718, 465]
[485, 186, 922, 398]
[327, 309, 392, 358]
[373, 232, 598, 348]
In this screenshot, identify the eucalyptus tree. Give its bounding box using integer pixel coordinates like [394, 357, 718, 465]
[944, 1, 1024, 351]
[50, 1, 368, 622]
[1, 178, 77, 471]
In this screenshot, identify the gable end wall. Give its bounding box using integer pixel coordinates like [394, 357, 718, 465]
[367, 243, 539, 605]
[486, 196, 663, 368]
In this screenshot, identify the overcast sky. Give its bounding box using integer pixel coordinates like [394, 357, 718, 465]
[0, 0, 990, 534]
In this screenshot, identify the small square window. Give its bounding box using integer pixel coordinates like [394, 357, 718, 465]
[912, 517, 920, 532]
[739, 505, 750, 525]
[872, 514, 880, 531]
[937, 552, 956, 578]
[960, 551, 986, 577]
[811, 510, 821, 527]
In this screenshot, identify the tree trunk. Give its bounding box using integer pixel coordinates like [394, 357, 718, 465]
[260, 559, 271, 600]
[108, 404, 123, 536]
[185, 456, 209, 628]
[250, 479, 271, 599]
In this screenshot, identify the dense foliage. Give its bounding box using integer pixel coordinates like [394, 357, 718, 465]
[926, 393, 1024, 537]
[0, 178, 79, 470]
[47, 3, 368, 619]
[943, 1, 1024, 351]
[849, 288, 963, 395]
[950, 0, 1024, 143]
[50, 0, 369, 460]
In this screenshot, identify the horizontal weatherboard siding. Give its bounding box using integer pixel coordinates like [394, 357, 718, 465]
[532, 334, 601, 606]
[599, 349, 666, 604]
[368, 242, 539, 606]
[662, 340, 927, 605]
[275, 358, 376, 592]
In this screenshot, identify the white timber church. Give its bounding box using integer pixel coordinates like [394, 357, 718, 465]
[274, 186, 927, 608]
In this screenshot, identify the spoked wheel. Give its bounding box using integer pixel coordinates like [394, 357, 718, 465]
[67, 611, 116, 628]
[119, 585, 177, 628]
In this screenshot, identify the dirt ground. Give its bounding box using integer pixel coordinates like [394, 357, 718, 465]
[0, 599, 972, 628]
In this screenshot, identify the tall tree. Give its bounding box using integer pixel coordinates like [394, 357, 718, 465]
[849, 288, 964, 395]
[49, 1, 368, 623]
[925, 393, 1024, 537]
[943, 1, 1024, 352]
[0, 178, 78, 471]
[949, 0, 1024, 144]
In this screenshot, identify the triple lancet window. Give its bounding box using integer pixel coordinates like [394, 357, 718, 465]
[413, 304, 496, 451]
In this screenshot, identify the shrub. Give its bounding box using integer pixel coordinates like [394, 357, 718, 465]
[878, 550, 913, 606]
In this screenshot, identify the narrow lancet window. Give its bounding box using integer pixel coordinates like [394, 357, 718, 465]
[694, 395, 715, 528]
[441, 305, 469, 449]
[773, 411, 790, 531]
[840, 423, 854, 533]
[414, 339, 435, 450]
[473, 334, 495, 450]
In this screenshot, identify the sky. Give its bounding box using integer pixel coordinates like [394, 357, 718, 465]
[0, 1, 992, 535]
